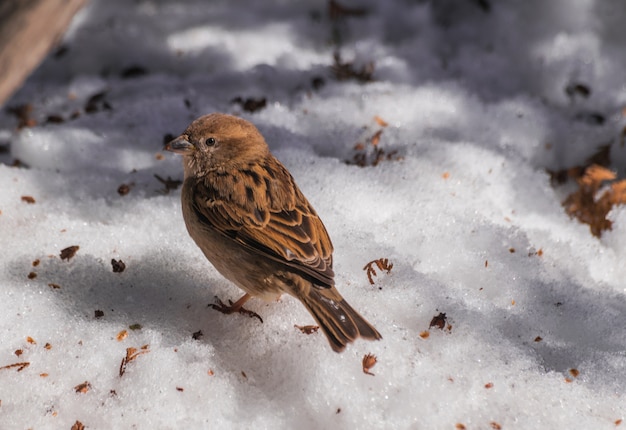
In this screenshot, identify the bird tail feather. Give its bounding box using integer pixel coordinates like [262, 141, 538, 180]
[299, 286, 382, 352]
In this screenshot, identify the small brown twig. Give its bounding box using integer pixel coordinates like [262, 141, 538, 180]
[363, 258, 393, 285]
[0, 362, 30, 372]
[119, 345, 150, 377]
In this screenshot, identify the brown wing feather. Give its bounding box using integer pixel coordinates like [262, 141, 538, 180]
[191, 157, 334, 287]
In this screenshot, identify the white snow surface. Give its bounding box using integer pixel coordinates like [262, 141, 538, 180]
[1, 0, 626, 429]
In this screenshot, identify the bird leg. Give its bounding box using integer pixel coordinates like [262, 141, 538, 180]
[210, 293, 263, 323]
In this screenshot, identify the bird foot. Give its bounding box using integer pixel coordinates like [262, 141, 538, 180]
[209, 296, 263, 323]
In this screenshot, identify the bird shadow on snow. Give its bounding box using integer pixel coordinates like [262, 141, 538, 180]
[9, 251, 333, 416]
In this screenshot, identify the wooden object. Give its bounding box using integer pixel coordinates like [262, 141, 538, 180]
[0, 0, 86, 106]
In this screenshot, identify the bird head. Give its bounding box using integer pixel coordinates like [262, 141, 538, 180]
[165, 113, 270, 176]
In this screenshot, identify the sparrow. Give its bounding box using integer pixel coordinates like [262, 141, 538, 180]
[164, 113, 381, 352]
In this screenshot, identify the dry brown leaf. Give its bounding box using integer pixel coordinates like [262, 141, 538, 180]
[362, 353, 377, 376]
[60, 245, 79, 261]
[548, 144, 611, 184]
[562, 164, 626, 237]
[71, 420, 85, 430]
[374, 115, 389, 127]
[111, 259, 126, 273]
[609, 180, 626, 205]
[370, 130, 383, 147]
[74, 381, 91, 393]
[580, 164, 615, 187]
[117, 183, 133, 196]
[429, 312, 447, 330]
[294, 324, 320, 335]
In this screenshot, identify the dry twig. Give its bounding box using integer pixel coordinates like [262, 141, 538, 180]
[363, 258, 393, 285]
[0, 362, 30, 372]
[119, 345, 150, 377]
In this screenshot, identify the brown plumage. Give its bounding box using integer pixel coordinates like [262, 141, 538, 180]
[165, 113, 381, 352]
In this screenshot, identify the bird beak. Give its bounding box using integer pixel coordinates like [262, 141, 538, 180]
[164, 135, 195, 154]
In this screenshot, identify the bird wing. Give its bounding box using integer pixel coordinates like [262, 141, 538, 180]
[190, 162, 334, 287]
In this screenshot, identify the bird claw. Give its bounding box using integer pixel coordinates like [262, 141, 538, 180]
[209, 296, 263, 323]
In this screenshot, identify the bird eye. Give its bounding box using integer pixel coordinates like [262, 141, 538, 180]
[206, 137, 216, 146]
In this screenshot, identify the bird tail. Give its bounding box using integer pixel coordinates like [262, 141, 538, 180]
[299, 286, 382, 353]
